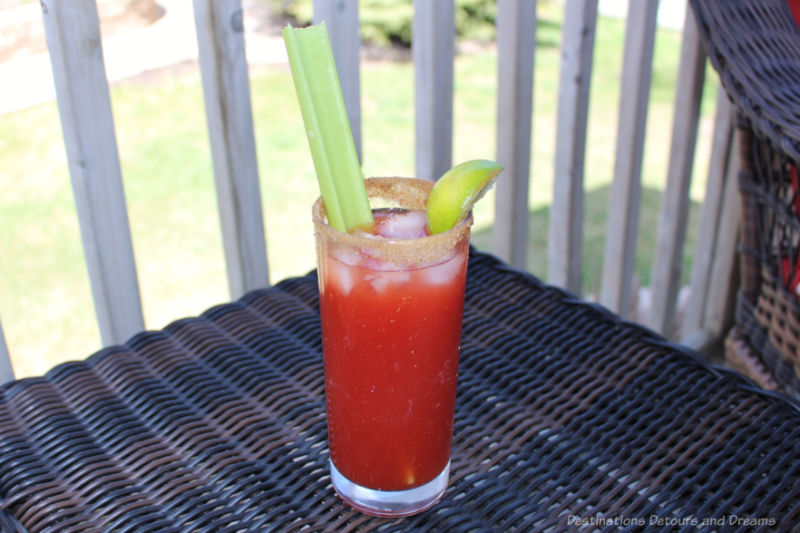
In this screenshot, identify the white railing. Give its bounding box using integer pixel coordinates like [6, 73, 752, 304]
[0, 0, 739, 382]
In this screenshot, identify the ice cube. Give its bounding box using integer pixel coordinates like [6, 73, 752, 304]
[324, 259, 355, 296]
[368, 273, 389, 293]
[330, 242, 362, 266]
[325, 244, 362, 296]
[375, 210, 428, 239]
[362, 255, 402, 272]
[425, 254, 466, 285]
[366, 270, 411, 292]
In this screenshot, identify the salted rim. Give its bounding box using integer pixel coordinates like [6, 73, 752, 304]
[312, 177, 473, 267]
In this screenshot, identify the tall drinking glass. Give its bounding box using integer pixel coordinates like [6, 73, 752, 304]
[313, 177, 472, 517]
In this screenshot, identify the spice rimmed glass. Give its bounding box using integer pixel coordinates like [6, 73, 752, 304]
[313, 177, 472, 517]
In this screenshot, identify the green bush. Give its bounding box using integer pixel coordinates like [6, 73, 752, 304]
[269, 0, 497, 47]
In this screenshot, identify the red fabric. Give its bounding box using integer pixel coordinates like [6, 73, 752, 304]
[789, 0, 800, 28]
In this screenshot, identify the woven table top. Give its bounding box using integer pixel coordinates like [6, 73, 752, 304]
[0, 250, 798, 531]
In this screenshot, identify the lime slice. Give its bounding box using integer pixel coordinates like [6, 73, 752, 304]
[426, 159, 503, 234]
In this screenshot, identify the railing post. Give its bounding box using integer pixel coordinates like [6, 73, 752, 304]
[648, 7, 707, 336]
[548, 0, 598, 292]
[41, 0, 145, 346]
[599, 0, 659, 317]
[314, 0, 362, 162]
[0, 320, 12, 384]
[194, 0, 269, 298]
[413, 0, 455, 181]
[493, 0, 537, 269]
[682, 89, 735, 338]
[700, 135, 740, 339]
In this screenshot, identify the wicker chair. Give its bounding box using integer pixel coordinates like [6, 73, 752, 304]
[691, 0, 800, 398]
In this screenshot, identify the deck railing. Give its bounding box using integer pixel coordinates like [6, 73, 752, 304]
[0, 0, 739, 382]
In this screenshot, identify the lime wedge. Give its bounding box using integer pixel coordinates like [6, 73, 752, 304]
[426, 159, 503, 234]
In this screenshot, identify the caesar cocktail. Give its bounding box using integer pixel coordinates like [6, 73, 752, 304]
[284, 23, 501, 517]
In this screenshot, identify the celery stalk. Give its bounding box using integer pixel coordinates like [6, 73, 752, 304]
[283, 23, 373, 233]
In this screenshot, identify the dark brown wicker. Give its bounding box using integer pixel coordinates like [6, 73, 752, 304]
[691, 0, 800, 397]
[0, 250, 798, 531]
[691, 0, 800, 164]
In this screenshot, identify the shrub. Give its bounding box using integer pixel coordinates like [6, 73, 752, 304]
[268, 0, 497, 47]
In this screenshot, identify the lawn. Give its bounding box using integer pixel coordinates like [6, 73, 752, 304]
[0, 9, 720, 378]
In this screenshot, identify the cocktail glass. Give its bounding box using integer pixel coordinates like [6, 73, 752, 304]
[313, 177, 472, 517]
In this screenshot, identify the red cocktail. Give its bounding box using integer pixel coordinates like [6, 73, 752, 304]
[314, 177, 471, 516]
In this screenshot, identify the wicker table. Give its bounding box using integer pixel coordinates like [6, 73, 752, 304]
[0, 250, 798, 531]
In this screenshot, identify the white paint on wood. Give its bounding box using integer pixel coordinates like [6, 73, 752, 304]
[314, 0, 362, 161]
[413, 0, 454, 181]
[648, 9, 706, 336]
[701, 129, 741, 337]
[194, 0, 269, 298]
[549, 0, 598, 292]
[0, 320, 13, 384]
[493, 0, 537, 269]
[599, 0, 658, 317]
[682, 88, 734, 335]
[41, 0, 144, 346]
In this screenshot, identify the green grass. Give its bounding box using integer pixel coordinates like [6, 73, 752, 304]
[0, 12, 720, 377]
[469, 8, 717, 293]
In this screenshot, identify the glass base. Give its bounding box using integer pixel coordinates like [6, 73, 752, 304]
[330, 460, 449, 517]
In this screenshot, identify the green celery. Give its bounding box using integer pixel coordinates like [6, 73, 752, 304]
[283, 23, 373, 233]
